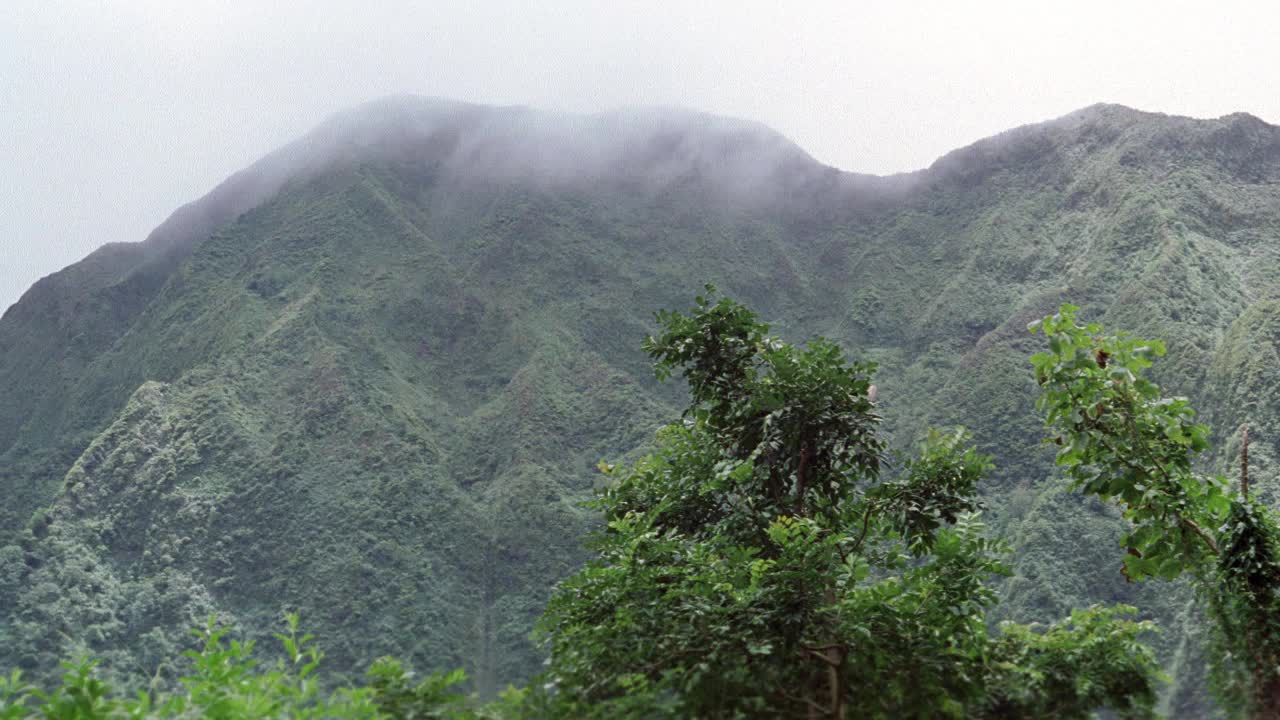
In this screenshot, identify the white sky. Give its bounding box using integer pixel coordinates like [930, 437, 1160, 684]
[2, 0, 1277, 311]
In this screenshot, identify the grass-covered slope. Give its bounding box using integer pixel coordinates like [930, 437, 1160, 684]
[3, 99, 1280, 713]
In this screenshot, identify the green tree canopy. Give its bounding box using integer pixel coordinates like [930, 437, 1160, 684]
[1032, 304, 1280, 719]
[531, 289, 1162, 719]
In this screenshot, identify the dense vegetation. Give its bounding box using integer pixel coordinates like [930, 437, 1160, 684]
[1033, 306, 1280, 718]
[1, 293, 1170, 718]
[5, 97, 1280, 716]
[532, 291, 1161, 718]
[0, 614, 493, 719]
[9, 292, 1277, 717]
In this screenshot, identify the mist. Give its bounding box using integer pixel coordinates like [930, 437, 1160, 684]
[4, 0, 1280, 311]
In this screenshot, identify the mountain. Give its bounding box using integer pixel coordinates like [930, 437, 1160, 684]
[3, 97, 1280, 715]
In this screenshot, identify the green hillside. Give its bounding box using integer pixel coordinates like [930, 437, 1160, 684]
[3, 98, 1280, 714]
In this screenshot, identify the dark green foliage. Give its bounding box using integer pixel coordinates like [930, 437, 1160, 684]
[1211, 500, 1280, 717]
[644, 288, 883, 526]
[874, 428, 986, 550]
[982, 606, 1165, 718]
[0, 615, 484, 719]
[4, 100, 1280, 715]
[1033, 305, 1280, 718]
[365, 659, 472, 720]
[533, 293, 1162, 718]
[1030, 305, 1226, 581]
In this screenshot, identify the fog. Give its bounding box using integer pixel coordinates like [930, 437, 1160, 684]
[3, 0, 1278, 311]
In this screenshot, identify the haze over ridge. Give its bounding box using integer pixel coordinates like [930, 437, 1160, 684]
[6, 0, 1280, 313]
[4, 91, 1280, 717]
[5, 94, 1273, 316]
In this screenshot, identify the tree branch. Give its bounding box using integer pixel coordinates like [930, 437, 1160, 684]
[1082, 408, 1220, 556]
[1242, 424, 1250, 499]
[1180, 517, 1220, 555]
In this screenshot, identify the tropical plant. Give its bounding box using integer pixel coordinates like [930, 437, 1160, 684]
[531, 289, 1162, 719]
[1032, 304, 1280, 719]
[0, 614, 480, 719]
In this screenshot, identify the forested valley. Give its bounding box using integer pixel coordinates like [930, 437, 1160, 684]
[5, 98, 1280, 717]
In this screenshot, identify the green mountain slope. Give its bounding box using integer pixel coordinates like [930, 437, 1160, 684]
[3, 98, 1280, 713]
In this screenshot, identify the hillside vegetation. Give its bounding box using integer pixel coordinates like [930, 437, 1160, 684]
[4, 98, 1280, 715]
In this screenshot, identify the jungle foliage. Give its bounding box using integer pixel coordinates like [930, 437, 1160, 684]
[0, 614, 497, 720]
[1, 292, 1172, 719]
[5, 99, 1280, 717]
[1033, 306, 1280, 719]
[529, 291, 1161, 719]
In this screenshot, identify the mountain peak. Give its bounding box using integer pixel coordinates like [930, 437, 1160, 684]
[921, 101, 1280, 187]
[8, 94, 1280, 715]
[301, 95, 830, 193]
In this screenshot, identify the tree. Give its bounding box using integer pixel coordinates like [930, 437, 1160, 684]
[1032, 304, 1280, 719]
[530, 289, 1162, 719]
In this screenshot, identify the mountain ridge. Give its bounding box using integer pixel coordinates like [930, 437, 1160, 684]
[9, 97, 1277, 320]
[5, 97, 1280, 715]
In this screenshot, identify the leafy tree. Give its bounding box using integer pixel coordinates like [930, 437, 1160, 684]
[1032, 304, 1280, 719]
[531, 289, 1162, 719]
[0, 294, 1178, 720]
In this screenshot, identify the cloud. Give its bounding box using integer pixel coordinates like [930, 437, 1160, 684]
[2, 0, 1278, 310]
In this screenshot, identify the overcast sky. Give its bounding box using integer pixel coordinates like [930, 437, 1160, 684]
[2, 0, 1278, 311]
